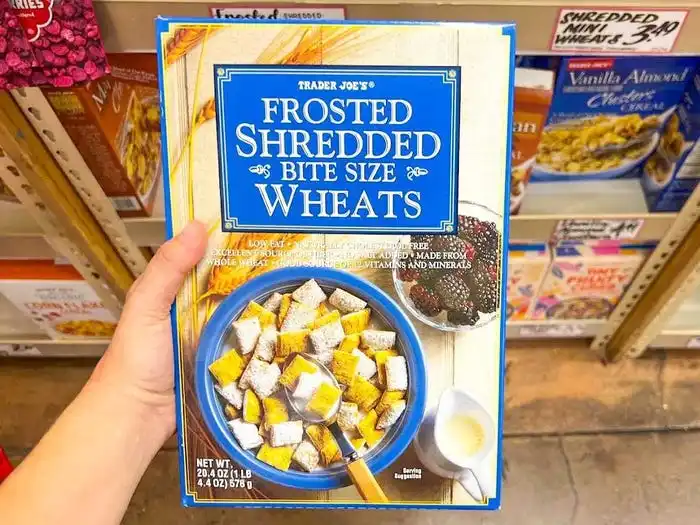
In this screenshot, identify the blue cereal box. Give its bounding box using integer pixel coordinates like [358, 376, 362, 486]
[156, 18, 514, 510]
[532, 56, 698, 182]
[642, 71, 700, 211]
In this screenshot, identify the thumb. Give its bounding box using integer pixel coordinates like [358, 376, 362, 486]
[126, 221, 208, 319]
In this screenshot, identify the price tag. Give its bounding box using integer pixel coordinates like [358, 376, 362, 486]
[550, 8, 688, 54]
[687, 337, 700, 349]
[210, 5, 346, 21]
[520, 324, 586, 338]
[554, 219, 644, 241]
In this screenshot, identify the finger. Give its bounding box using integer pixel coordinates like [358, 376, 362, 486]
[127, 221, 207, 319]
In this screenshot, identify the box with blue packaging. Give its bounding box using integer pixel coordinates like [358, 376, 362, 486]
[532, 56, 698, 182]
[156, 18, 514, 510]
[642, 71, 700, 211]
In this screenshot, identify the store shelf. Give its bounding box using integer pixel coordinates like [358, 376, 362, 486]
[0, 337, 110, 357]
[94, 0, 700, 54]
[651, 288, 700, 349]
[506, 319, 605, 339]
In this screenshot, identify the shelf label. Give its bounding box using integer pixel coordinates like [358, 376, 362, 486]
[209, 5, 346, 21]
[550, 8, 688, 54]
[687, 337, 700, 349]
[519, 324, 586, 338]
[554, 219, 644, 241]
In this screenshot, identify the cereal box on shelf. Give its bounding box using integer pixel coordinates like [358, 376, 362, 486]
[642, 70, 700, 212]
[157, 18, 514, 510]
[532, 56, 699, 183]
[0, 259, 118, 339]
[531, 241, 654, 321]
[510, 68, 554, 213]
[506, 243, 551, 321]
[42, 53, 161, 216]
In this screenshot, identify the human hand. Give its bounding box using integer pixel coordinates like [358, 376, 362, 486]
[91, 221, 207, 440]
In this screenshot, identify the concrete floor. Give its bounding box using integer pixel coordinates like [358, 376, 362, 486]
[2, 344, 700, 524]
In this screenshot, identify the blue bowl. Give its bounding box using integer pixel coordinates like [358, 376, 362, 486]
[195, 266, 427, 491]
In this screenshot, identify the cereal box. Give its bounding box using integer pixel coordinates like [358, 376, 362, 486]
[506, 243, 550, 321]
[531, 241, 654, 321]
[642, 70, 700, 212]
[510, 68, 554, 213]
[532, 56, 699, 183]
[157, 18, 514, 510]
[0, 259, 118, 339]
[43, 53, 161, 216]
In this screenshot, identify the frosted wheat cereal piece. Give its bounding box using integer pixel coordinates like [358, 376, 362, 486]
[351, 438, 366, 453]
[374, 349, 399, 387]
[310, 320, 345, 354]
[240, 301, 277, 328]
[308, 310, 340, 330]
[358, 410, 385, 447]
[280, 302, 317, 332]
[331, 351, 360, 386]
[269, 420, 304, 447]
[225, 405, 239, 419]
[338, 333, 360, 353]
[215, 382, 244, 410]
[292, 440, 320, 472]
[209, 350, 245, 386]
[293, 372, 324, 400]
[344, 375, 382, 411]
[292, 279, 327, 309]
[377, 400, 406, 430]
[262, 397, 289, 429]
[250, 362, 281, 399]
[238, 358, 267, 390]
[306, 424, 341, 466]
[337, 402, 359, 432]
[232, 317, 262, 355]
[315, 346, 334, 366]
[262, 292, 284, 313]
[228, 419, 263, 450]
[279, 354, 318, 388]
[306, 382, 341, 419]
[253, 326, 277, 362]
[351, 349, 377, 380]
[243, 389, 262, 425]
[329, 288, 367, 313]
[385, 356, 408, 392]
[360, 330, 396, 351]
[257, 443, 294, 471]
[341, 309, 371, 334]
[277, 329, 309, 358]
[376, 390, 405, 414]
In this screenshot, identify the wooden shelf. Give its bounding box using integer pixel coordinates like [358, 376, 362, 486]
[93, 0, 700, 54]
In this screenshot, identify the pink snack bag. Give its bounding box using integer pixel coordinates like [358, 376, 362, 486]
[0, 0, 110, 90]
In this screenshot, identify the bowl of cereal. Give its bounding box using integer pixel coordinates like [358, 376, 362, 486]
[532, 114, 661, 181]
[195, 267, 426, 490]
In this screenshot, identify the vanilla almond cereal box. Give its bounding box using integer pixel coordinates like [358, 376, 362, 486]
[0, 259, 117, 339]
[531, 241, 654, 321]
[156, 18, 514, 510]
[506, 243, 551, 321]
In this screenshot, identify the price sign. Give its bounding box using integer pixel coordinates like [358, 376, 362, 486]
[554, 219, 644, 241]
[550, 8, 688, 54]
[519, 324, 586, 338]
[210, 5, 346, 21]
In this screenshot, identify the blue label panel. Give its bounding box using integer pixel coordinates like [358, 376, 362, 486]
[214, 65, 460, 233]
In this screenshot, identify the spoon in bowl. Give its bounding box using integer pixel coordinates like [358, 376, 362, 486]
[283, 353, 388, 503]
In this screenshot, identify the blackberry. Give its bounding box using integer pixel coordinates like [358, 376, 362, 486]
[458, 216, 480, 239]
[417, 265, 444, 286]
[410, 234, 432, 255]
[447, 302, 480, 326]
[430, 235, 466, 257]
[434, 274, 471, 310]
[466, 261, 499, 314]
[397, 255, 421, 282]
[409, 284, 443, 317]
